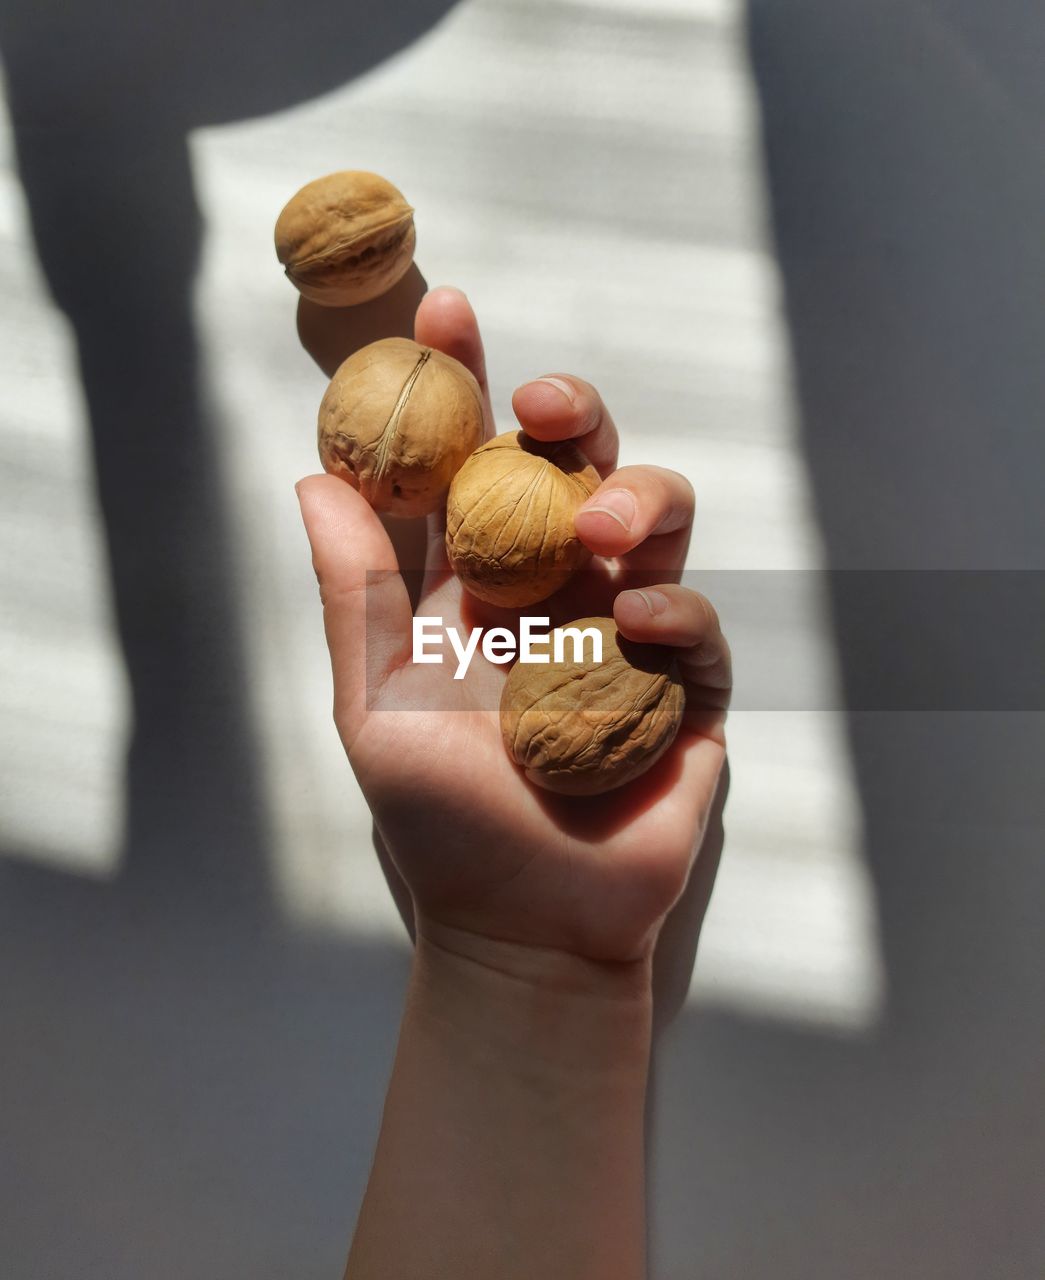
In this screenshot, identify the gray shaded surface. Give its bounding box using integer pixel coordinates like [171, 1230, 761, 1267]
[0, 0, 1042, 1276]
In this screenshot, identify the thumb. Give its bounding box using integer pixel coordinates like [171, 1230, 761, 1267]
[296, 474, 413, 747]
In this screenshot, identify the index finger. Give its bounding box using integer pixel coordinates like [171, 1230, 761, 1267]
[414, 286, 496, 437]
[412, 286, 497, 579]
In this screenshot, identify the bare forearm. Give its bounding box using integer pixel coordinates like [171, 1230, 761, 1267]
[345, 923, 653, 1280]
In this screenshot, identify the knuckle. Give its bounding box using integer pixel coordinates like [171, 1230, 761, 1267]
[639, 469, 693, 533]
[690, 591, 719, 637]
[703, 597, 723, 637]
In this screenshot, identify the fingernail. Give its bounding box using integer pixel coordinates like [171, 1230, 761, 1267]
[578, 488, 636, 531]
[433, 284, 470, 302]
[533, 376, 576, 405]
[623, 588, 669, 616]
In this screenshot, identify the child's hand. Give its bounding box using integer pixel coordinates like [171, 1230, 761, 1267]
[297, 287, 731, 973]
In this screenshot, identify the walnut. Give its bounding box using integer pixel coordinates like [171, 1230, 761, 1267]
[500, 618, 685, 795]
[500, 617, 686, 794]
[318, 337, 485, 518]
[445, 431, 600, 607]
[275, 171, 416, 307]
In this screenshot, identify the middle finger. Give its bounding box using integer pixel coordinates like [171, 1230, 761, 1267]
[511, 373, 620, 477]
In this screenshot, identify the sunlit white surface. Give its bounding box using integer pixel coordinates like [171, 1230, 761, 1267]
[0, 131, 128, 876]
[0, 0, 882, 1029]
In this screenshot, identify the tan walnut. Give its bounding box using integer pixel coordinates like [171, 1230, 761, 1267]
[275, 171, 416, 307]
[500, 617, 685, 795]
[446, 431, 600, 607]
[318, 337, 485, 518]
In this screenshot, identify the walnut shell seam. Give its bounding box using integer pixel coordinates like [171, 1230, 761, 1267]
[287, 215, 414, 273]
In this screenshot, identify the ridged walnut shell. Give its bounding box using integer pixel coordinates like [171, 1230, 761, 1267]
[500, 617, 685, 795]
[446, 431, 600, 607]
[318, 337, 485, 518]
[275, 171, 416, 307]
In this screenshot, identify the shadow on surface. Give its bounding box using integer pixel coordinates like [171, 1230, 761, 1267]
[0, 0, 459, 904]
[0, 2, 454, 1276]
[650, 4, 1045, 1277]
[0, 855, 410, 1279]
[2, 2, 1044, 1277]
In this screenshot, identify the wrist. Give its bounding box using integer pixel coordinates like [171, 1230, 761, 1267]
[350, 918, 652, 1280]
[412, 918, 654, 1081]
[417, 916, 654, 1000]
